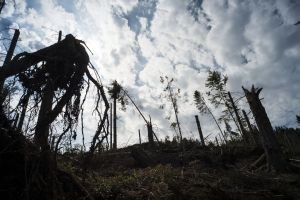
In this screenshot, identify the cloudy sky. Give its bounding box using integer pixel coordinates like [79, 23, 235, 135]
[1, 0, 299, 147]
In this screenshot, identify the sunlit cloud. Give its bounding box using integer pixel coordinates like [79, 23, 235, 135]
[0, 0, 299, 147]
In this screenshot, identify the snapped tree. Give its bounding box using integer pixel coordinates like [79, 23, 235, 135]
[194, 90, 226, 143]
[243, 86, 294, 172]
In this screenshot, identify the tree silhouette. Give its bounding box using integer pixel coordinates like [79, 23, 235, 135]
[205, 70, 243, 134]
[107, 80, 128, 149]
[194, 90, 224, 140]
[160, 76, 183, 143]
[0, 0, 5, 14]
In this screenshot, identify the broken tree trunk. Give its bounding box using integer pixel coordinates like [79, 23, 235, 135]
[242, 86, 290, 172]
[147, 117, 154, 147]
[0, 29, 20, 96]
[122, 89, 155, 146]
[0, 0, 5, 14]
[195, 115, 205, 147]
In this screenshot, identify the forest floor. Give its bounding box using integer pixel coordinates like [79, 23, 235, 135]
[1, 106, 300, 200]
[59, 140, 300, 200]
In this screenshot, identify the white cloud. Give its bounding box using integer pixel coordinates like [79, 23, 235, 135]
[1, 0, 299, 148]
[202, 0, 300, 127]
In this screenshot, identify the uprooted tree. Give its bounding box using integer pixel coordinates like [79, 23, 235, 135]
[0, 33, 109, 199]
[1, 33, 109, 151]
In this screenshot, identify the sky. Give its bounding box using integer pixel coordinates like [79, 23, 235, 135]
[0, 0, 299, 147]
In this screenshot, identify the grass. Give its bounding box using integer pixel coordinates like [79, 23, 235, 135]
[57, 130, 300, 199]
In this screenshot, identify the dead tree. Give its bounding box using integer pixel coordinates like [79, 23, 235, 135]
[0, 0, 5, 15]
[113, 96, 117, 149]
[17, 90, 32, 131]
[108, 80, 128, 149]
[0, 29, 20, 98]
[227, 91, 248, 142]
[194, 90, 226, 143]
[242, 110, 254, 134]
[147, 116, 154, 146]
[160, 76, 183, 143]
[110, 102, 113, 149]
[195, 115, 205, 147]
[0, 33, 108, 199]
[242, 86, 291, 172]
[122, 89, 156, 146]
[138, 129, 141, 144]
[0, 33, 109, 153]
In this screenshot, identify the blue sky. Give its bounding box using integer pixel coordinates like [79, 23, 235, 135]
[1, 0, 300, 147]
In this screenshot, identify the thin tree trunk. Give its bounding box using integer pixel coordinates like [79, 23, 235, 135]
[242, 110, 253, 133]
[0, 29, 20, 95]
[0, 0, 5, 14]
[243, 86, 291, 172]
[113, 97, 117, 149]
[224, 102, 242, 136]
[106, 109, 109, 150]
[227, 91, 248, 142]
[122, 89, 147, 123]
[138, 129, 141, 144]
[122, 89, 154, 144]
[147, 119, 154, 146]
[205, 101, 226, 143]
[215, 137, 219, 146]
[174, 110, 182, 142]
[242, 109, 259, 145]
[168, 85, 182, 142]
[110, 102, 113, 149]
[13, 113, 19, 129]
[195, 115, 205, 147]
[3, 29, 20, 65]
[218, 91, 241, 135]
[17, 90, 31, 131]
